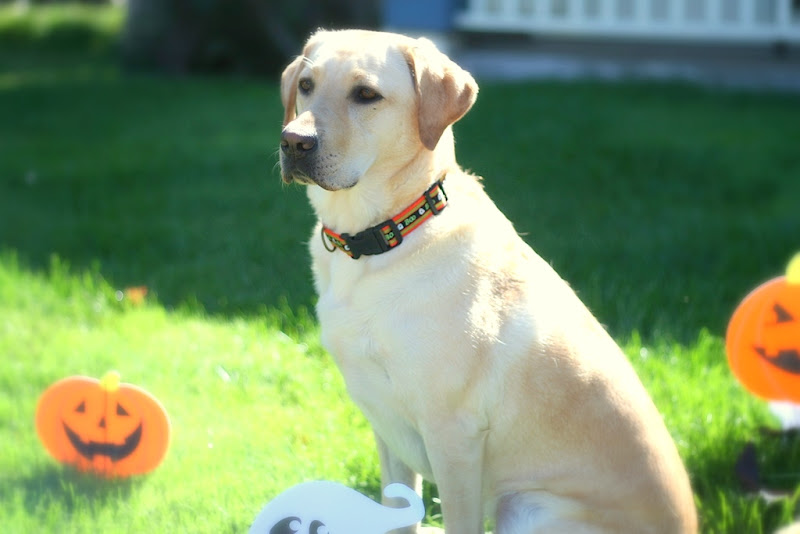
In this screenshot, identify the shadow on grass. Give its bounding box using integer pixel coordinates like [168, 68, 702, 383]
[4, 463, 142, 516]
[2, 48, 799, 345]
[0, 52, 319, 320]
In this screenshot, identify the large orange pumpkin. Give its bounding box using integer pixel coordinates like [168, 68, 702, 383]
[726, 254, 800, 403]
[36, 372, 170, 478]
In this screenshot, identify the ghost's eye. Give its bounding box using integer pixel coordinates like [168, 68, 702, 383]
[269, 516, 301, 534]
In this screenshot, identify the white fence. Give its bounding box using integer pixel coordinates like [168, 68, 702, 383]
[456, 0, 800, 43]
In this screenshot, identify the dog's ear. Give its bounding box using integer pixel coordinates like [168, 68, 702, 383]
[280, 54, 306, 127]
[403, 38, 478, 151]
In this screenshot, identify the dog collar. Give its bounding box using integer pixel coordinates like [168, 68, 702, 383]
[321, 179, 448, 259]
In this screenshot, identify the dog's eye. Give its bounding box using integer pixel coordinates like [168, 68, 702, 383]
[352, 86, 382, 104]
[298, 78, 313, 95]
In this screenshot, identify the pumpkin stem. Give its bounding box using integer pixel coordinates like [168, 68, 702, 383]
[100, 371, 121, 392]
[787, 252, 800, 285]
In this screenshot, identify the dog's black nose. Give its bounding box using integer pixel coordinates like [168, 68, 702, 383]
[281, 129, 317, 158]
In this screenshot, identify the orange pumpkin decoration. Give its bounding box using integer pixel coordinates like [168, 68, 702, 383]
[36, 371, 170, 478]
[726, 253, 800, 403]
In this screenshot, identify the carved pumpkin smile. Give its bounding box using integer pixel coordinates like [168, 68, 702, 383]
[751, 302, 800, 374]
[754, 348, 800, 375]
[63, 420, 143, 460]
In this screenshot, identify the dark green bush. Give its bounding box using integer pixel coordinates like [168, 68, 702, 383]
[0, 2, 123, 51]
[121, 0, 379, 77]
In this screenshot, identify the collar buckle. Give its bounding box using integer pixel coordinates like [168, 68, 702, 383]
[341, 218, 402, 260]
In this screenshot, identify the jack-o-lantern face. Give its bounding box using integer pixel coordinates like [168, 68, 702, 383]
[36, 373, 170, 478]
[727, 275, 800, 402]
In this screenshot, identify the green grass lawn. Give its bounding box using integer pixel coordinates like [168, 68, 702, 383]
[2, 4, 800, 533]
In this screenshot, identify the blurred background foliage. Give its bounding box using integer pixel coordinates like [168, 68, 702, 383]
[0, 0, 380, 76]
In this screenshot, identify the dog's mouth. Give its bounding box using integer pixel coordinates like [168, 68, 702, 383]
[281, 169, 314, 186]
[282, 171, 340, 191]
[280, 153, 320, 187]
[280, 142, 361, 191]
[281, 167, 358, 192]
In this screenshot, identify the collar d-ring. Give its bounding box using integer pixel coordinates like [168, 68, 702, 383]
[321, 225, 337, 253]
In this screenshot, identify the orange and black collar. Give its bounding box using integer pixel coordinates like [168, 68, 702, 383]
[321, 179, 447, 259]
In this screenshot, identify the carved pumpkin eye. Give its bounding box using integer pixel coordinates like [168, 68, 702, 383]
[75, 400, 86, 413]
[116, 403, 130, 416]
[774, 303, 794, 324]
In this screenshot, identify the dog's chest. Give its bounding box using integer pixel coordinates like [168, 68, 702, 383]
[315, 271, 410, 409]
[314, 258, 436, 479]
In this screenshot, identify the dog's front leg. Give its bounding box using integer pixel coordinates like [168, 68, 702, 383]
[423, 418, 487, 534]
[376, 433, 424, 534]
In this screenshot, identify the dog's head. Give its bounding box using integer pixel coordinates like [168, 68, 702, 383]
[279, 30, 477, 192]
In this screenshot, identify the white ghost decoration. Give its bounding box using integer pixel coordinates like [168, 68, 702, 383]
[249, 482, 424, 534]
[769, 401, 800, 430]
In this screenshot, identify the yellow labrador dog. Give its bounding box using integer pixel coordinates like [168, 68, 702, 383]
[279, 30, 697, 534]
